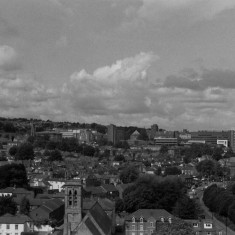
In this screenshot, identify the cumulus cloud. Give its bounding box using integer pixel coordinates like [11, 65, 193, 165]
[64, 52, 158, 116]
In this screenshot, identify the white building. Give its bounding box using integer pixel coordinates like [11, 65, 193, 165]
[0, 213, 33, 235]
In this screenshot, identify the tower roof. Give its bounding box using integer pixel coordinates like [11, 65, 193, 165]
[63, 179, 82, 187]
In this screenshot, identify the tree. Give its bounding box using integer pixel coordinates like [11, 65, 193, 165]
[16, 143, 34, 160]
[0, 196, 17, 216]
[160, 145, 168, 154]
[122, 175, 185, 213]
[157, 218, 193, 235]
[48, 150, 63, 161]
[196, 159, 216, 177]
[9, 146, 18, 156]
[19, 197, 30, 215]
[3, 122, 16, 132]
[173, 196, 201, 219]
[120, 166, 139, 184]
[164, 167, 181, 176]
[0, 164, 28, 188]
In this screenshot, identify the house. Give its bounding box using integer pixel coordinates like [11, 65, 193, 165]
[47, 179, 65, 192]
[30, 198, 64, 233]
[116, 184, 133, 199]
[100, 184, 119, 199]
[125, 209, 173, 235]
[0, 187, 14, 197]
[0, 213, 33, 234]
[186, 219, 224, 235]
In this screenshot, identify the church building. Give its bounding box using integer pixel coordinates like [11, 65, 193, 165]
[56, 179, 112, 235]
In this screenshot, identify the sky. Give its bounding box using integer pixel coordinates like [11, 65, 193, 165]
[1, 0, 235, 130]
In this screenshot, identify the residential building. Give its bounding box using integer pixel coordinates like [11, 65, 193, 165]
[187, 219, 224, 235]
[125, 209, 173, 235]
[0, 213, 33, 235]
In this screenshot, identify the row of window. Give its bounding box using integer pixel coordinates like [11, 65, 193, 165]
[0, 224, 19, 230]
[0, 233, 18, 235]
[132, 217, 171, 223]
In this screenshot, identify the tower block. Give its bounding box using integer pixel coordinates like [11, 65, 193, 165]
[63, 180, 82, 235]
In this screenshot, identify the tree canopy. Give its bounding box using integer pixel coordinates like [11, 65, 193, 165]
[122, 175, 186, 213]
[0, 196, 17, 216]
[120, 166, 139, 184]
[15, 143, 34, 160]
[0, 164, 28, 188]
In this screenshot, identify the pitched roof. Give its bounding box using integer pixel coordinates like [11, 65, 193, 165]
[126, 209, 172, 221]
[100, 184, 118, 192]
[88, 202, 112, 235]
[83, 198, 115, 212]
[84, 217, 102, 235]
[0, 213, 32, 224]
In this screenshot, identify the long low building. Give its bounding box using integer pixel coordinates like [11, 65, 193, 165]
[154, 137, 178, 146]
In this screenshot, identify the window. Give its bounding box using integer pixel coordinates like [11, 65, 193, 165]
[161, 217, 164, 222]
[140, 217, 143, 223]
[207, 232, 211, 235]
[68, 190, 72, 206]
[219, 232, 222, 235]
[150, 230, 153, 234]
[132, 217, 135, 223]
[7, 225, 10, 229]
[140, 225, 143, 230]
[168, 218, 172, 224]
[74, 190, 78, 206]
[193, 223, 198, 227]
[132, 225, 135, 230]
[150, 222, 154, 227]
[15, 225, 18, 230]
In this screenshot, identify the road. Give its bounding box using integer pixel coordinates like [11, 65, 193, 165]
[197, 190, 235, 235]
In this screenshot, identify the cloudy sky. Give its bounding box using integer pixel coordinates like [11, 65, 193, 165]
[1, 0, 235, 130]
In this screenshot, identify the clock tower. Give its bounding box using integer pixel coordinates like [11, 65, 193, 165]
[63, 179, 82, 235]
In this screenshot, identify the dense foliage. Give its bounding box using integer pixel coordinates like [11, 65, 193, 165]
[203, 184, 235, 224]
[19, 197, 30, 215]
[122, 175, 193, 215]
[0, 196, 17, 216]
[0, 164, 28, 188]
[119, 166, 139, 184]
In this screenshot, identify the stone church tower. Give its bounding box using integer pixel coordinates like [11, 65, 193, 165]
[63, 180, 82, 235]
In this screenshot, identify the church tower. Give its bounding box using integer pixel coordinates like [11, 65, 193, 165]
[63, 180, 82, 235]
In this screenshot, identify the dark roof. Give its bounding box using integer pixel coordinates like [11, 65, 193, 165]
[0, 213, 32, 224]
[85, 217, 102, 235]
[84, 186, 105, 195]
[126, 209, 172, 221]
[88, 202, 112, 235]
[43, 198, 64, 211]
[100, 184, 118, 192]
[0, 187, 14, 193]
[83, 198, 115, 212]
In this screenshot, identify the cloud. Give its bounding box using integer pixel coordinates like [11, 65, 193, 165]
[0, 45, 21, 71]
[64, 52, 158, 116]
[123, 0, 235, 27]
[164, 68, 235, 90]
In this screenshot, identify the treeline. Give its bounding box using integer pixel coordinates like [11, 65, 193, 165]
[181, 143, 234, 163]
[203, 184, 235, 224]
[117, 175, 201, 220]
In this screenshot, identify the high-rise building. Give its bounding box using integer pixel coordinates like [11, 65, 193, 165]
[107, 124, 117, 145]
[107, 124, 125, 145]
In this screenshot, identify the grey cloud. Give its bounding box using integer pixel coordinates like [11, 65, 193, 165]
[164, 68, 235, 90]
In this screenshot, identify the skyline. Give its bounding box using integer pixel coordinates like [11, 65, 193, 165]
[1, 0, 235, 130]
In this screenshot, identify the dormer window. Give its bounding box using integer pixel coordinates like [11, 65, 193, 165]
[161, 217, 164, 223]
[132, 217, 135, 223]
[140, 217, 143, 223]
[193, 223, 198, 227]
[168, 218, 172, 224]
[68, 190, 72, 206]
